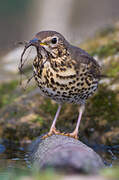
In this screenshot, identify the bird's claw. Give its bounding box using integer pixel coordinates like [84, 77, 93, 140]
[41, 127, 61, 139]
[42, 132, 78, 140]
[63, 132, 78, 139]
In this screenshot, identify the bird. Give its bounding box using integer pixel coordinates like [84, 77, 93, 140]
[20, 30, 101, 139]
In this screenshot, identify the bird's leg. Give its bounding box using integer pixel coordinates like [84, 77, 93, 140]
[48, 104, 62, 135]
[42, 104, 62, 139]
[65, 105, 85, 139]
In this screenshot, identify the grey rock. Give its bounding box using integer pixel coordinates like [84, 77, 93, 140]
[28, 135, 104, 174]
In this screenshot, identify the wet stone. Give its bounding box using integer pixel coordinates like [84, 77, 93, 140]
[28, 134, 104, 174]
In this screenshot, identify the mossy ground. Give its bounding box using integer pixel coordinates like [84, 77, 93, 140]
[90, 40, 119, 58]
[0, 80, 18, 108]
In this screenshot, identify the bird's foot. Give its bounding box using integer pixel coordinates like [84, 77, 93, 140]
[42, 128, 78, 140]
[64, 131, 78, 139]
[42, 127, 61, 139]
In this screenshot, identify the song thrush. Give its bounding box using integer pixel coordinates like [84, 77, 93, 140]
[19, 31, 101, 139]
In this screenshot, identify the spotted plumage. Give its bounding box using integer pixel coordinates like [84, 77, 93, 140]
[20, 30, 101, 139]
[32, 31, 100, 105]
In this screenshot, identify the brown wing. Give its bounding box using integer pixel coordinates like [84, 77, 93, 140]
[78, 54, 101, 79]
[68, 45, 101, 79]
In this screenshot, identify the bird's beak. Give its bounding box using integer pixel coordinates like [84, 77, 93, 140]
[29, 38, 39, 47]
[28, 38, 47, 47]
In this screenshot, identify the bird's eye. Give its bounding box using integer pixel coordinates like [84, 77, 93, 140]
[51, 37, 57, 44]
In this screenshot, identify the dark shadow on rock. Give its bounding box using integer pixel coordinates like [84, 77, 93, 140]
[28, 134, 104, 174]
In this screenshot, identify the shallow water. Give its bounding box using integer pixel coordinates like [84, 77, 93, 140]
[0, 137, 119, 172]
[0, 140, 28, 170]
[88, 143, 119, 167]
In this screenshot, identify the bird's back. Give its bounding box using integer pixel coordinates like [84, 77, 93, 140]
[68, 44, 101, 79]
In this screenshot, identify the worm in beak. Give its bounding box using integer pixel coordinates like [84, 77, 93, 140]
[18, 38, 48, 88]
[18, 38, 39, 87]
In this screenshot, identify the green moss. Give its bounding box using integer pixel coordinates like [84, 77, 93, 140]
[0, 80, 18, 108]
[88, 85, 119, 122]
[90, 40, 119, 58]
[32, 169, 59, 180]
[9, 108, 27, 119]
[106, 61, 119, 77]
[101, 166, 119, 179]
[0, 167, 59, 180]
[41, 98, 58, 117]
[33, 115, 43, 124]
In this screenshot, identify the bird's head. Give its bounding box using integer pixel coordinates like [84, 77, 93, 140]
[19, 31, 69, 77]
[29, 30, 69, 57]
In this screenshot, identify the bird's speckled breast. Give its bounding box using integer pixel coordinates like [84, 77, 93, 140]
[33, 56, 99, 104]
